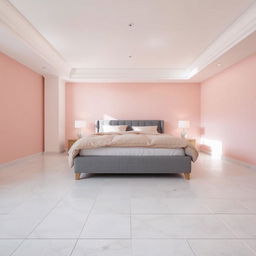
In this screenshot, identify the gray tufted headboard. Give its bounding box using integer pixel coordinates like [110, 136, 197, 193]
[96, 120, 164, 133]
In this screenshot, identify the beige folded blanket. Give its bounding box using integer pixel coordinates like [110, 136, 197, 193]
[68, 132, 199, 167]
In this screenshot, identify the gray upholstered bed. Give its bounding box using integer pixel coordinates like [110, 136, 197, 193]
[74, 120, 191, 180]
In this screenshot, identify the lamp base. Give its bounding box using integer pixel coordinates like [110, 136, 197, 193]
[181, 129, 188, 139]
[77, 129, 83, 139]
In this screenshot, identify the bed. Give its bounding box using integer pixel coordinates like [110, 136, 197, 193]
[70, 120, 197, 180]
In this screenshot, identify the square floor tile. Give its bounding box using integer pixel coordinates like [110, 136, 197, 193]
[132, 215, 234, 238]
[0, 240, 22, 256]
[131, 198, 211, 214]
[91, 199, 130, 214]
[131, 185, 197, 199]
[220, 215, 256, 238]
[241, 200, 256, 213]
[203, 199, 252, 213]
[10, 195, 58, 218]
[0, 196, 25, 214]
[244, 240, 256, 253]
[12, 239, 75, 256]
[66, 185, 101, 200]
[29, 199, 93, 238]
[188, 239, 256, 256]
[72, 239, 131, 256]
[0, 215, 42, 238]
[132, 239, 194, 256]
[2, 153, 256, 255]
[80, 214, 130, 238]
[97, 187, 131, 201]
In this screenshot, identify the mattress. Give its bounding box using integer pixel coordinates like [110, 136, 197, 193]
[79, 147, 185, 156]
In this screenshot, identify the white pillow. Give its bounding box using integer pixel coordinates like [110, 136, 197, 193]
[132, 126, 159, 134]
[102, 125, 128, 133]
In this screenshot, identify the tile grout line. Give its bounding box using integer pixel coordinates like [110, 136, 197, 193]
[68, 180, 103, 256]
[2, 237, 256, 241]
[242, 240, 256, 255]
[6, 239, 23, 256]
[3, 153, 256, 255]
[129, 212, 256, 215]
[25, 187, 72, 238]
[203, 202, 215, 214]
[238, 198, 255, 213]
[130, 192, 132, 255]
[186, 239, 197, 256]
[9, 190, 71, 256]
[215, 214, 240, 239]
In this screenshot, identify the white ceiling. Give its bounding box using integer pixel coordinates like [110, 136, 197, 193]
[1, 0, 256, 82]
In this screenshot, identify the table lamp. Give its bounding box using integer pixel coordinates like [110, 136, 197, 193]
[75, 120, 86, 138]
[178, 120, 190, 138]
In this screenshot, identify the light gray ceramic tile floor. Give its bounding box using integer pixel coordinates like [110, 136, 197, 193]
[1, 153, 256, 255]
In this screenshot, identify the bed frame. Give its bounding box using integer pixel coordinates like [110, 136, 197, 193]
[74, 120, 191, 180]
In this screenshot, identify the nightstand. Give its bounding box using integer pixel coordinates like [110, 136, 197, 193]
[186, 138, 196, 147]
[68, 139, 77, 150]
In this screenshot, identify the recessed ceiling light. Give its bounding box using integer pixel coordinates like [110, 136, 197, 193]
[216, 63, 221, 67]
[128, 23, 134, 27]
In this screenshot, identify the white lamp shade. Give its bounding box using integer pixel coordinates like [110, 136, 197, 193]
[178, 120, 190, 129]
[75, 120, 86, 128]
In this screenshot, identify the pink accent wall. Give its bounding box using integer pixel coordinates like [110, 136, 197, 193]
[201, 53, 256, 165]
[0, 52, 44, 164]
[66, 83, 201, 143]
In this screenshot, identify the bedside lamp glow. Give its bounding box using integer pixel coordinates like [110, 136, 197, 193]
[75, 120, 86, 138]
[178, 120, 190, 138]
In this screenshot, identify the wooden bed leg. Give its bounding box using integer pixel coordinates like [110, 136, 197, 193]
[75, 173, 80, 180]
[184, 173, 190, 180]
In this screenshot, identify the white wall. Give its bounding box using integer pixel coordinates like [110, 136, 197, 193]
[44, 76, 65, 152]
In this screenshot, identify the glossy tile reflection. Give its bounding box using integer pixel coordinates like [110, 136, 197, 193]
[0, 153, 256, 255]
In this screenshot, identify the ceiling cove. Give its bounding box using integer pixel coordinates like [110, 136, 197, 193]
[0, 0, 256, 82]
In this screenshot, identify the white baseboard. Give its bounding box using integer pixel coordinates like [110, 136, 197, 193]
[200, 150, 256, 170]
[0, 152, 43, 169]
[222, 155, 256, 170]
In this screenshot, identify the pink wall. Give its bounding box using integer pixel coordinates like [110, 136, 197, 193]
[66, 83, 201, 142]
[201, 53, 256, 165]
[0, 52, 44, 164]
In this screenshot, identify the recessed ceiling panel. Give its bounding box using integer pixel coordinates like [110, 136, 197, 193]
[9, 0, 256, 69]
